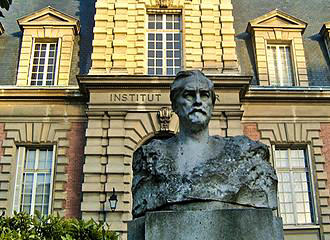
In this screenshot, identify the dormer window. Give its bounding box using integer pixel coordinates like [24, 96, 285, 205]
[16, 6, 80, 86]
[29, 39, 60, 86]
[266, 44, 295, 86]
[320, 22, 330, 59]
[247, 9, 308, 87]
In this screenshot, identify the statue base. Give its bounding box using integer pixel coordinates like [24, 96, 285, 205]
[128, 209, 284, 240]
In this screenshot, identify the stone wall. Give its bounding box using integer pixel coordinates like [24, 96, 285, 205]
[0, 124, 5, 161]
[90, 0, 238, 74]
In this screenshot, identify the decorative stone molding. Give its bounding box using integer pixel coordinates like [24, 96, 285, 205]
[156, 0, 173, 8]
[247, 9, 308, 86]
[157, 107, 173, 132]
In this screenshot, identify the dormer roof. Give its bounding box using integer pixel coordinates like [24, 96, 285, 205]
[17, 6, 80, 34]
[247, 9, 307, 33]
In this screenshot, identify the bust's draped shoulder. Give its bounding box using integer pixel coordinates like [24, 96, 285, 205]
[132, 135, 278, 218]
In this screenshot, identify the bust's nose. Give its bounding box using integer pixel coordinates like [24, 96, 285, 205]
[193, 93, 202, 106]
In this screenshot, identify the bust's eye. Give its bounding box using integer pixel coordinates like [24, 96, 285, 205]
[200, 91, 210, 100]
[183, 91, 195, 100]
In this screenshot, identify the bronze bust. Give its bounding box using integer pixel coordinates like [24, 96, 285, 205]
[132, 70, 277, 217]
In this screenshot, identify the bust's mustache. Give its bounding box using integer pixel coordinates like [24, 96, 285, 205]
[189, 108, 207, 115]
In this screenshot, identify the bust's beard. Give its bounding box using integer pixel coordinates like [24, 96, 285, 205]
[181, 115, 210, 134]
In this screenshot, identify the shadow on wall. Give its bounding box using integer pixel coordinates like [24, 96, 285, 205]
[236, 32, 259, 85]
[78, 0, 96, 74]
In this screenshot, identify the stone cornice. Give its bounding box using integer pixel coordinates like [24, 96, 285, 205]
[0, 86, 85, 101]
[77, 74, 252, 91]
[244, 86, 330, 102]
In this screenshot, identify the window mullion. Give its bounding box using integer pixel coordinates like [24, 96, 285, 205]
[287, 149, 298, 225]
[43, 43, 50, 86]
[276, 46, 284, 86]
[290, 171, 298, 225]
[28, 39, 36, 85]
[30, 149, 39, 214]
[163, 32, 166, 75]
[162, 15, 166, 75]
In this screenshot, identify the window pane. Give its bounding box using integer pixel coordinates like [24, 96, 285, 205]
[30, 41, 58, 86]
[148, 22, 155, 29]
[148, 50, 154, 58]
[156, 51, 162, 58]
[25, 149, 36, 169]
[148, 34, 154, 41]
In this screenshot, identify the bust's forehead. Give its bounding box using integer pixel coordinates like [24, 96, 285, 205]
[180, 77, 211, 90]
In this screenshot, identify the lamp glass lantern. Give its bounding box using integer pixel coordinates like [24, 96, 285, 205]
[109, 188, 118, 211]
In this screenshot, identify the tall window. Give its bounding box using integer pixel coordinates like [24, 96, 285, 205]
[147, 13, 182, 75]
[266, 44, 295, 86]
[29, 39, 59, 86]
[13, 147, 55, 216]
[274, 147, 316, 225]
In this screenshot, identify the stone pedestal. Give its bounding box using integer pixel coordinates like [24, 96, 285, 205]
[128, 209, 284, 240]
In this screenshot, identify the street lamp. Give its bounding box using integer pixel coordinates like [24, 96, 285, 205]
[108, 188, 118, 211]
[102, 188, 118, 240]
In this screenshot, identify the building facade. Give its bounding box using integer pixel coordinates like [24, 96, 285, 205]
[0, 0, 329, 239]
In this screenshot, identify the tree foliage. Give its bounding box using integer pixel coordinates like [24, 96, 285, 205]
[0, 0, 12, 17]
[0, 211, 119, 240]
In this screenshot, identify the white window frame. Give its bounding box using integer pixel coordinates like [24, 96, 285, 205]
[146, 13, 182, 76]
[266, 43, 296, 86]
[28, 38, 61, 86]
[12, 146, 56, 216]
[273, 145, 318, 226]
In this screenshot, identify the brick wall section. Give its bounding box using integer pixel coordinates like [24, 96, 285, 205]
[320, 123, 330, 194]
[243, 123, 260, 141]
[65, 122, 86, 218]
[0, 123, 5, 161]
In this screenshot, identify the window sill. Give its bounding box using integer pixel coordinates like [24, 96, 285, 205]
[283, 224, 320, 230]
